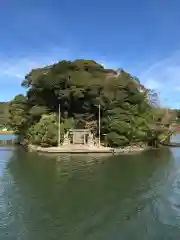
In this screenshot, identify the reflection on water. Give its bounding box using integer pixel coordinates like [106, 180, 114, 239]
[0, 147, 180, 239]
[0, 134, 16, 140]
[171, 134, 180, 144]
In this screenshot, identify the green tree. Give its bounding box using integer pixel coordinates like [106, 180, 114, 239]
[8, 95, 28, 135]
[0, 102, 9, 128]
[8, 59, 170, 147]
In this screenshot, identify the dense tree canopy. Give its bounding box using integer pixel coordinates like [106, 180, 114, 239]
[8, 59, 170, 147]
[0, 102, 9, 128]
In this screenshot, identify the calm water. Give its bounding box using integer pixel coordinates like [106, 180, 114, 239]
[1, 144, 180, 239]
[0, 134, 16, 140]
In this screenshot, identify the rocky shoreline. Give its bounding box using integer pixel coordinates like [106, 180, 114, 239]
[113, 145, 149, 154]
[27, 143, 148, 155]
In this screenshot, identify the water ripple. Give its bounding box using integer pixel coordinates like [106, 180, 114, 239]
[0, 148, 180, 239]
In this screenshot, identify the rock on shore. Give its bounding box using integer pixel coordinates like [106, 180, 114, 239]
[27, 143, 148, 154]
[113, 145, 148, 154]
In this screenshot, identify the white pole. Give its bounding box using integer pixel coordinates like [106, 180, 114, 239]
[99, 104, 100, 148]
[58, 103, 61, 147]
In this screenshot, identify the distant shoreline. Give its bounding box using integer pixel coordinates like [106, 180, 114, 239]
[0, 131, 14, 134]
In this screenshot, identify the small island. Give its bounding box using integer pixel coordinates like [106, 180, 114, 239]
[7, 59, 177, 153]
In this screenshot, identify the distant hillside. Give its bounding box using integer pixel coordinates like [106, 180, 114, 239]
[0, 102, 9, 127]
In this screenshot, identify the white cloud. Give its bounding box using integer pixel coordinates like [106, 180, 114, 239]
[175, 86, 180, 91]
[0, 47, 121, 81]
[0, 59, 37, 79]
[2, 46, 180, 109]
[144, 79, 162, 90]
[0, 47, 73, 81]
[138, 51, 180, 108]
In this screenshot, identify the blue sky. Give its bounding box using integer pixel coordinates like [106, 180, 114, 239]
[1, 0, 180, 108]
